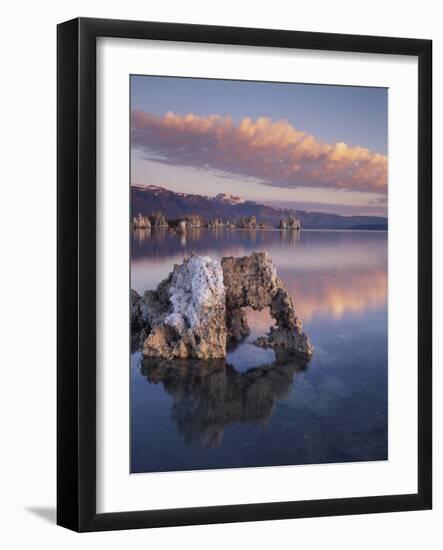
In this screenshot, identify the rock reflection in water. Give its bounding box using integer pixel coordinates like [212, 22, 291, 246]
[140, 355, 309, 448]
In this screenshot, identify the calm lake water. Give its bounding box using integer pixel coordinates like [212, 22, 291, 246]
[130, 228, 388, 473]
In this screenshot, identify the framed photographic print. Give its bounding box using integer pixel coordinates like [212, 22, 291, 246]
[57, 17, 432, 531]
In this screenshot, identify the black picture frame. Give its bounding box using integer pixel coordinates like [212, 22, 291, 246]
[57, 17, 432, 532]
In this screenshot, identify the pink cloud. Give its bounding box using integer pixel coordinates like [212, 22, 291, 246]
[131, 111, 387, 193]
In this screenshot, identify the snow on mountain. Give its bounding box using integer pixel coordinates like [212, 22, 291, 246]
[213, 193, 246, 205]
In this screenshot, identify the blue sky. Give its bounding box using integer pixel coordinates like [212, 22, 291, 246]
[131, 75, 388, 216]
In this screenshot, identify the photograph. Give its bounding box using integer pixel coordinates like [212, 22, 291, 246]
[129, 75, 388, 474]
[0, 2, 436, 542]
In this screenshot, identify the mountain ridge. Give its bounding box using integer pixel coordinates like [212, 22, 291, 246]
[131, 185, 387, 230]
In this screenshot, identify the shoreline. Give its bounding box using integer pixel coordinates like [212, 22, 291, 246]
[132, 226, 388, 233]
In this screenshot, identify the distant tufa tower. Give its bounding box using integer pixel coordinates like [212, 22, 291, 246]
[132, 213, 151, 229]
[237, 216, 257, 229]
[279, 214, 300, 230]
[151, 211, 168, 228]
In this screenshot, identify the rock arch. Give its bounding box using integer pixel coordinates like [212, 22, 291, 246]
[131, 252, 313, 360]
[221, 252, 312, 357]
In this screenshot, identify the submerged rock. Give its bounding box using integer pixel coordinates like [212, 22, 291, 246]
[254, 326, 312, 359]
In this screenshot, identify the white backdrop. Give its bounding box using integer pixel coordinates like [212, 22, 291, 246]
[0, 0, 441, 548]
